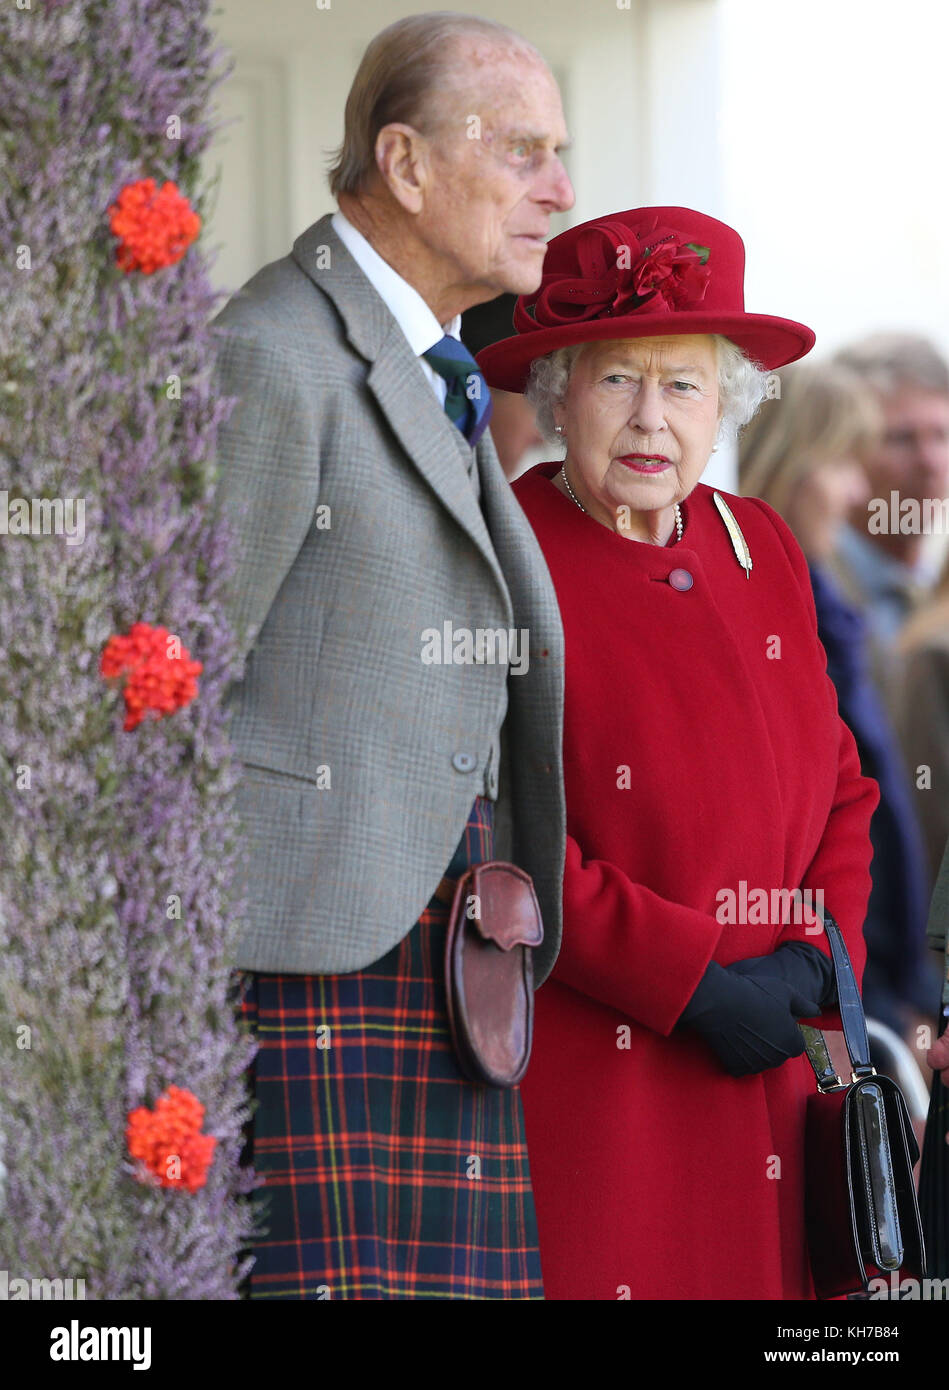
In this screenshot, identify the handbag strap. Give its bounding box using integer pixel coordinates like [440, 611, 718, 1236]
[801, 907, 875, 1091]
[800, 1024, 842, 1091]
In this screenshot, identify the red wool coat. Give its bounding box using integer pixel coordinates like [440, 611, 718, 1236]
[513, 462, 880, 1301]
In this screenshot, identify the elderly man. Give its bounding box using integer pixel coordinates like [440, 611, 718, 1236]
[212, 13, 573, 1300]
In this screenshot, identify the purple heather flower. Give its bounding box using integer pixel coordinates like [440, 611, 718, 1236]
[0, 0, 256, 1298]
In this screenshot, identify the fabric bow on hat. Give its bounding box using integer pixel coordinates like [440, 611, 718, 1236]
[526, 216, 712, 327]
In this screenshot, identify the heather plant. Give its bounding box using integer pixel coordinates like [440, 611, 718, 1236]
[0, 0, 256, 1297]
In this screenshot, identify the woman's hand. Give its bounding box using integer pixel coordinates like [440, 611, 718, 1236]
[728, 941, 836, 1011]
[677, 960, 822, 1077]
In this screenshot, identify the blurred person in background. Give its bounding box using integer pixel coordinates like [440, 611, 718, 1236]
[829, 334, 949, 702]
[895, 548, 949, 887]
[919, 835, 949, 1276]
[462, 294, 546, 479]
[739, 361, 941, 1050]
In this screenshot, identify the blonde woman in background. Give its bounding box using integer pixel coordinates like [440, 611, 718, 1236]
[739, 361, 942, 1050]
[896, 550, 949, 887]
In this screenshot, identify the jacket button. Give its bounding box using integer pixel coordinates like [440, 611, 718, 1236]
[668, 567, 694, 591]
[452, 751, 477, 773]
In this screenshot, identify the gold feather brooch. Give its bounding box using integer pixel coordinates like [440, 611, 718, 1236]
[712, 491, 753, 578]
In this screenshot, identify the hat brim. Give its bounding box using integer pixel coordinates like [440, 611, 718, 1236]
[476, 312, 815, 394]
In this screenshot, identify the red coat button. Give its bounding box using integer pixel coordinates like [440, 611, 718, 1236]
[668, 567, 694, 591]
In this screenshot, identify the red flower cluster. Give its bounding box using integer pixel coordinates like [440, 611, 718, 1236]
[126, 1085, 217, 1193]
[100, 621, 202, 731]
[107, 177, 201, 274]
[629, 235, 711, 310]
[528, 216, 712, 326]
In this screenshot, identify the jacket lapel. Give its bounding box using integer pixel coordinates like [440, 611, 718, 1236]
[292, 215, 512, 610]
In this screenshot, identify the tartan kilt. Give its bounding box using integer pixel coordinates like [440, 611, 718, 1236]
[237, 794, 544, 1300]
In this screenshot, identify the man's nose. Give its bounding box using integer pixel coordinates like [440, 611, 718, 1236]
[535, 156, 575, 213]
[918, 436, 949, 487]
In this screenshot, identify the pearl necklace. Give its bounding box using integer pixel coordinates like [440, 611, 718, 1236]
[559, 466, 683, 542]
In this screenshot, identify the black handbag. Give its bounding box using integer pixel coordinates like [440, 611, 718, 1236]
[801, 909, 925, 1299]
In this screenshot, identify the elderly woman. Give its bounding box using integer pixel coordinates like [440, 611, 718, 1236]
[478, 207, 880, 1301]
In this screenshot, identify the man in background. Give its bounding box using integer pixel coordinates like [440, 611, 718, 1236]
[831, 333, 949, 664]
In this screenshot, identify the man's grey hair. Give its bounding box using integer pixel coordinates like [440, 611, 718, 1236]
[326, 13, 543, 198]
[832, 332, 949, 400]
[525, 335, 771, 444]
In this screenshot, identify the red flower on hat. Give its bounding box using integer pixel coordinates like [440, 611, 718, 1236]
[528, 217, 711, 327]
[126, 1084, 217, 1192]
[100, 621, 202, 731]
[107, 177, 200, 274]
[631, 236, 711, 310]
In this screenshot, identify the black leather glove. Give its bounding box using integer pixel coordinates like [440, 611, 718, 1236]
[677, 960, 822, 1077]
[728, 941, 836, 1011]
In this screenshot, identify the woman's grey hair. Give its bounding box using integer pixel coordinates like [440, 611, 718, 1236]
[525, 335, 772, 446]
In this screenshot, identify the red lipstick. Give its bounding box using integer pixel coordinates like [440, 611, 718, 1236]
[618, 454, 671, 474]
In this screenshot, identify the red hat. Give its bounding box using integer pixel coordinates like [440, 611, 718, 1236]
[477, 206, 815, 393]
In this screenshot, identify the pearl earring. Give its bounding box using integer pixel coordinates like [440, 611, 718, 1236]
[555, 425, 565, 436]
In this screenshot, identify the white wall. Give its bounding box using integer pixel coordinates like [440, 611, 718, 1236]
[718, 0, 949, 545]
[719, 0, 949, 367]
[203, 0, 723, 286]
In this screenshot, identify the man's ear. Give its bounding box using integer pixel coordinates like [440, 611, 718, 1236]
[374, 123, 430, 214]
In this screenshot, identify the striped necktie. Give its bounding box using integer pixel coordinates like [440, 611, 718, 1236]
[422, 336, 493, 449]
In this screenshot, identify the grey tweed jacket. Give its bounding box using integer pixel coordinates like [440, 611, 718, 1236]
[210, 213, 566, 982]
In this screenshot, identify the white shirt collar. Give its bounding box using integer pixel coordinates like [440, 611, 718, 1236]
[331, 208, 461, 354]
